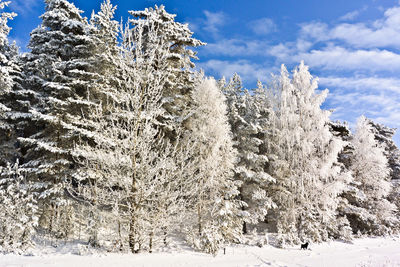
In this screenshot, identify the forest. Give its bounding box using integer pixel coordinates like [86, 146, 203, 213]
[0, 0, 400, 255]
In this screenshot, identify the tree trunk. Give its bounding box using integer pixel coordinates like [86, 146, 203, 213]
[197, 205, 202, 235]
[240, 187, 248, 234]
[162, 226, 167, 246]
[128, 211, 137, 253]
[242, 221, 248, 235]
[149, 232, 153, 253]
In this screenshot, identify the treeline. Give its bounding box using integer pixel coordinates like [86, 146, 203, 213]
[0, 0, 399, 254]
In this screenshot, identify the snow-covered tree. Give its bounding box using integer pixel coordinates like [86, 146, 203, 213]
[343, 116, 398, 235]
[0, 161, 38, 252]
[69, 18, 190, 253]
[265, 62, 351, 245]
[17, 0, 115, 238]
[367, 120, 400, 181]
[184, 77, 242, 254]
[222, 74, 275, 234]
[366, 119, 400, 233]
[88, 0, 122, 106]
[128, 5, 204, 140]
[0, 0, 15, 93]
[62, 0, 124, 246]
[0, 0, 20, 167]
[329, 121, 353, 169]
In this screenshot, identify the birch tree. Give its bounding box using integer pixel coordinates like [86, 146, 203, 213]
[185, 77, 242, 254]
[128, 5, 204, 141]
[70, 18, 188, 252]
[265, 62, 351, 245]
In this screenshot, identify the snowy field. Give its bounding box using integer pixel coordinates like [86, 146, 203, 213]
[1, 237, 400, 267]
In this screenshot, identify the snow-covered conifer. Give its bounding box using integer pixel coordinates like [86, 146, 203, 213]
[367, 120, 400, 181]
[0, 0, 20, 167]
[0, 0, 15, 91]
[222, 74, 275, 234]
[343, 116, 398, 235]
[17, 0, 111, 238]
[0, 161, 38, 251]
[88, 0, 122, 105]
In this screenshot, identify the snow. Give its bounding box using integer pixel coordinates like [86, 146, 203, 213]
[1, 237, 400, 267]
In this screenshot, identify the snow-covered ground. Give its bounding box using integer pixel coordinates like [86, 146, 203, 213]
[1, 237, 400, 267]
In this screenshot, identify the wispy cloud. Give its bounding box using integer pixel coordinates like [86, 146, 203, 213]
[201, 39, 270, 57]
[319, 76, 400, 94]
[8, 0, 39, 15]
[339, 6, 367, 21]
[203, 10, 227, 38]
[248, 18, 277, 35]
[187, 10, 227, 39]
[301, 6, 400, 48]
[295, 46, 400, 72]
[198, 59, 273, 83]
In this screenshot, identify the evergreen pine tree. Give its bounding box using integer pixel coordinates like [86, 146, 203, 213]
[0, 161, 38, 251]
[18, 0, 108, 237]
[367, 120, 400, 181]
[0, 0, 20, 167]
[343, 116, 398, 235]
[222, 74, 275, 234]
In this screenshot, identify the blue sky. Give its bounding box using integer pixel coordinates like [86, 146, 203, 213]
[5, 0, 400, 144]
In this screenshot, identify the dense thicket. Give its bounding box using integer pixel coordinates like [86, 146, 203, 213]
[0, 0, 399, 254]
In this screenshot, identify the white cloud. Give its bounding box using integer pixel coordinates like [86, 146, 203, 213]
[319, 76, 400, 94]
[248, 18, 277, 35]
[301, 6, 400, 48]
[339, 10, 361, 21]
[198, 59, 273, 83]
[339, 6, 367, 21]
[296, 46, 400, 72]
[9, 0, 39, 15]
[299, 22, 330, 42]
[186, 21, 199, 33]
[203, 10, 226, 37]
[201, 39, 270, 57]
[375, 113, 400, 130]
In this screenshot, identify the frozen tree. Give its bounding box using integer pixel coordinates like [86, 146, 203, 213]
[343, 116, 398, 235]
[0, 0, 15, 94]
[61, 0, 124, 246]
[366, 119, 400, 233]
[222, 74, 275, 234]
[265, 62, 351, 245]
[329, 121, 353, 169]
[88, 0, 122, 105]
[0, 0, 20, 167]
[128, 5, 204, 140]
[17, 0, 117, 238]
[367, 120, 400, 181]
[70, 19, 189, 253]
[0, 161, 38, 252]
[184, 77, 242, 254]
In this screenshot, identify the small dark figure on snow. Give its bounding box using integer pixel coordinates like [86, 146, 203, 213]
[300, 242, 309, 250]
